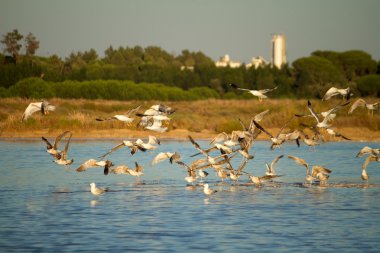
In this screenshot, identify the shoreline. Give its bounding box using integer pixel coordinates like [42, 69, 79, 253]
[1, 127, 379, 142]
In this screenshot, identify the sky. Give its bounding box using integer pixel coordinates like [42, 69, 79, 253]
[1, 0, 379, 64]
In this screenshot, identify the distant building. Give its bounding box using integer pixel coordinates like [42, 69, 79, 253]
[271, 34, 287, 68]
[246, 56, 268, 69]
[215, 54, 242, 68]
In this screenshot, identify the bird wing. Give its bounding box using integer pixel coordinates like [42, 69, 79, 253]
[288, 155, 309, 169]
[312, 165, 332, 177]
[126, 105, 142, 117]
[348, 98, 366, 114]
[258, 86, 277, 94]
[151, 152, 173, 165]
[135, 162, 143, 173]
[253, 109, 270, 122]
[148, 135, 160, 145]
[60, 132, 72, 160]
[307, 100, 320, 123]
[322, 87, 338, 100]
[76, 159, 98, 172]
[99, 142, 128, 158]
[252, 120, 273, 138]
[41, 136, 53, 150]
[356, 146, 374, 157]
[210, 132, 229, 145]
[271, 155, 284, 171]
[22, 102, 42, 121]
[236, 159, 248, 174]
[188, 135, 208, 156]
[53, 131, 71, 149]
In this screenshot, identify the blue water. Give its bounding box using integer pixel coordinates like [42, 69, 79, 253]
[0, 139, 380, 252]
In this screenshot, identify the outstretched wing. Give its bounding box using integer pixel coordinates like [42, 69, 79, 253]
[22, 102, 42, 121]
[271, 155, 284, 171]
[252, 120, 273, 138]
[322, 87, 338, 101]
[258, 86, 277, 94]
[348, 98, 366, 114]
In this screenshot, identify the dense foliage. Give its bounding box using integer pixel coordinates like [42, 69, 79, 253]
[1, 30, 379, 100]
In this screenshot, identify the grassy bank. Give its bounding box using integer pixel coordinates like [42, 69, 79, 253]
[0, 97, 379, 141]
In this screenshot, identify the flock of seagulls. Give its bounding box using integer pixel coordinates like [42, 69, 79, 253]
[30, 84, 379, 196]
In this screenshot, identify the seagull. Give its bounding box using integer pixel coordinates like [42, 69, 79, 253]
[230, 83, 277, 102]
[110, 162, 144, 177]
[299, 131, 320, 151]
[144, 117, 168, 133]
[322, 86, 352, 101]
[90, 182, 108, 196]
[287, 155, 315, 184]
[356, 146, 380, 157]
[22, 100, 56, 121]
[360, 154, 380, 180]
[265, 155, 284, 176]
[96, 105, 141, 124]
[54, 132, 74, 166]
[326, 128, 351, 141]
[151, 152, 181, 165]
[137, 104, 175, 128]
[252, 117, 298, 149]
[241, 171, 282, 187]
[198, 169, 209, 182]
[304, 100, 349, 129]
[203, 183, 217, 195]
[188, 135, 229, 165]
[76, 159, 114, 175]
[176, 161, 198, 184]
[135, 135, 160, 151]
[348, 98, 379, 116]
[41, 130, 71, 158]
[99, 139, 146, 158]
[311, 165, 332, 185]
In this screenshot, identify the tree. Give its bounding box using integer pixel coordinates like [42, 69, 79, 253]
[356, 74, 380, 97]
[292, 56, 347, 98]
[1, 29, 23, 62]
[24, 32, 39, 57]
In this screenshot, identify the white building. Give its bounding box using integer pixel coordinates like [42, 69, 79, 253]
[271, 34, 287, 69]
[246, 56, 268, 69]
[215, 54, 242, 68]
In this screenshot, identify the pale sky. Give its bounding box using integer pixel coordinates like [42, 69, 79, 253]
[1, 0, 379, 64]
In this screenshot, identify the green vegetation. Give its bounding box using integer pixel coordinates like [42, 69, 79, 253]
[1, 29, 380, 100]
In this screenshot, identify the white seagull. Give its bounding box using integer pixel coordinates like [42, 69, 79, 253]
[22, 100, 56, 121]
[230, 83, 277, 102]
[203, 183, 217, 195]
[322, 86, 352, 101]
[90, 182, 108, 196]
[348, 98, 379, 116]
[96, 105, 141, 124]
[76, 159, 114, 175]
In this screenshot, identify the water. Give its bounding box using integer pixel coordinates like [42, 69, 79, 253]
[0, 139, 380, 252]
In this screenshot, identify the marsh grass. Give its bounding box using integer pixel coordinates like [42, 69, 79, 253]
[0, 97, 379, 140]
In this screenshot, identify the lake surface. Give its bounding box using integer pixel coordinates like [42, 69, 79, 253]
[0, 138, 380, 252]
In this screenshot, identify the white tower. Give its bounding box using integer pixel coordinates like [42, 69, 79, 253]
[271, 34, 287, 69]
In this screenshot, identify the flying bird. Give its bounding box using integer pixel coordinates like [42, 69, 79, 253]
[348, 98, 379, 116]
[96, 105, 141, 124]
[322, 86, 352, 101]
[110, 162, 144, 177]
[22, 100, 56, 121]
[41, 130, 71, 158]
[54, 132, 74, 166]
[230, 83, 277, 102]
[151, 152, 181, 165]
[265, 155, 284, 176]
[76, 159, 114, 175]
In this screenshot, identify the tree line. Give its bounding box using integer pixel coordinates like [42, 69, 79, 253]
[1, 29, 380, 100]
